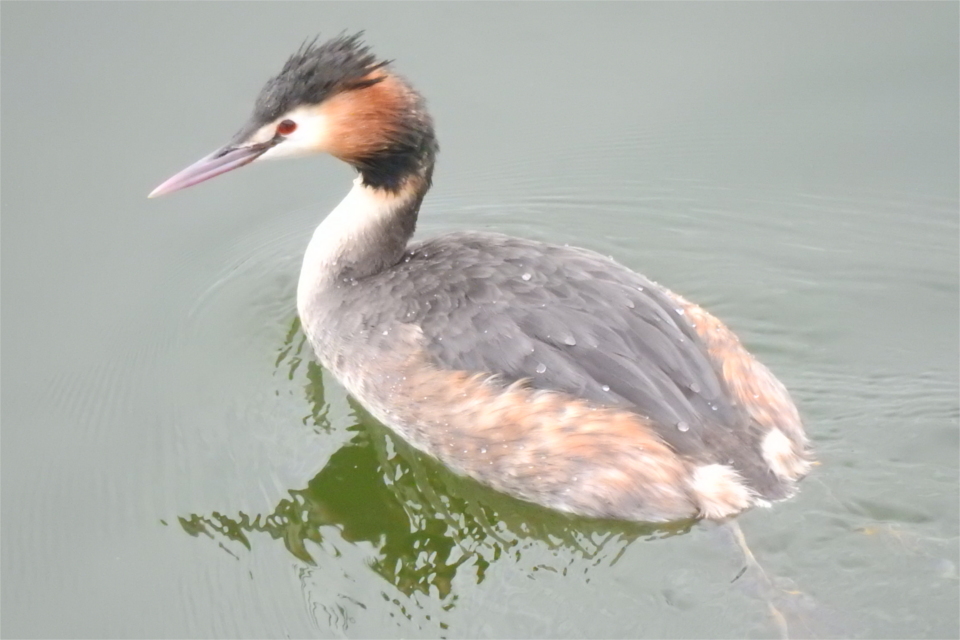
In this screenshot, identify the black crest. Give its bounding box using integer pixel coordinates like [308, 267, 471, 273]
[234, 32, 437, 193]
[251, 33, 389, 126]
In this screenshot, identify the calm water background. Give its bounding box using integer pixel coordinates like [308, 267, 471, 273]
[3, 3, 958, 638]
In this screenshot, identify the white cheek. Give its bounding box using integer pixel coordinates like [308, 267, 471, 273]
[258, 108, 329, 161]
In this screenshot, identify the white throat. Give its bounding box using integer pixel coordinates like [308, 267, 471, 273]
[297, 176, 417, 316]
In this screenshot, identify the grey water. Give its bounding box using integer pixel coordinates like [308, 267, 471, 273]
[2, 2, 957, 638]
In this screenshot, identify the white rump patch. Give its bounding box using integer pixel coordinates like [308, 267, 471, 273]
[761, 428, 811, 481]
[689, 464, 754, 519]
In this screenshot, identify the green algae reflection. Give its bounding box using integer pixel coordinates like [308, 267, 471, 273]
[179, 318, 691, 601]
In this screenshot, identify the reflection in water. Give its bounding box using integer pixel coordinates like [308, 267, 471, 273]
[180, 319, 852, 637]
[181, 318, 690, 602]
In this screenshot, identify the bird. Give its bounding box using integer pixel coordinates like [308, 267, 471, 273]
[150, 34, 812, 524]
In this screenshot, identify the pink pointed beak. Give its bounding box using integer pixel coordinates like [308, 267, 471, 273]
[148, 138, 279, 198]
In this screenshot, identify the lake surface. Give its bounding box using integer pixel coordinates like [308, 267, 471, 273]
[2, 3, 957, 638]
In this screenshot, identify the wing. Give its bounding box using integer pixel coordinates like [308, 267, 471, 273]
[365, 232, 749, 458]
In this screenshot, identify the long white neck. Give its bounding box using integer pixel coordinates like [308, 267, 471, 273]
[297, 176, 421, 315]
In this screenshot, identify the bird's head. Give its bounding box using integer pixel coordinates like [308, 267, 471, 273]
[150, 34, 436, 198]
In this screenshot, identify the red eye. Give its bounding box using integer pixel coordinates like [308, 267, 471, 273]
[276, 119, 297, 136]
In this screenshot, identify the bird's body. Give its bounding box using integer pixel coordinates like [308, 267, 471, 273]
[152, 35, 811, 523]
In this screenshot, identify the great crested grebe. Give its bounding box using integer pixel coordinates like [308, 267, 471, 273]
[151, 35, 812, 523]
